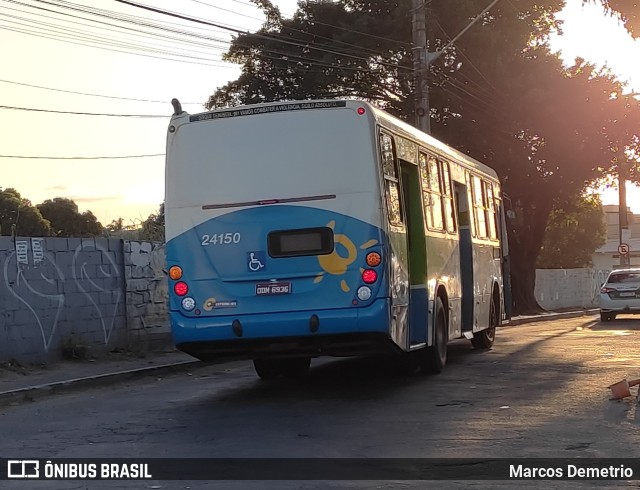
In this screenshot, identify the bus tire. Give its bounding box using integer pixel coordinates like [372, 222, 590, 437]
[281, 357, 311, 378]
[471, 297, 497, 349]
[253, 359, 283, 380]
[423, 297, 447, 374]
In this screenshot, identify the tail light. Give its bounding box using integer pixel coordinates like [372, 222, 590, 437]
[362, 269, 378, 284]
[366, 252, 382, 267]
[174, 281, 189, 296]
[169, 266, 183, 280]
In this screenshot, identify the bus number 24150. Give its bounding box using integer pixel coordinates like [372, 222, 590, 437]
[201, 233, 241, 246]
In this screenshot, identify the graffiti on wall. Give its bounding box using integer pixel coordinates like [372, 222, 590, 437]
[72, 241, 123, 345]
[2, 238, 124, 352]
[3, 239, 65, 351]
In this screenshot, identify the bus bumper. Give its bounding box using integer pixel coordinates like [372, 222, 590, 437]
[171, 298, 392, 361]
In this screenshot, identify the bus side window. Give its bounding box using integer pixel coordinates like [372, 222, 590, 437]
[472, 175, 488, 238]
[485, 182, 498, 240]
[380, 133, 403, 225]
[419, 152, 444, 231]
[465, 171, 476, 237]
[440, 160, 456, 233]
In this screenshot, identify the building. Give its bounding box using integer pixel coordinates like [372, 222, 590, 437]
[592, 204, 640, 269]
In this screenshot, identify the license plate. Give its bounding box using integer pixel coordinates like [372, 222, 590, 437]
[619, 291, 636, 297]
[256, 282, 291, 296]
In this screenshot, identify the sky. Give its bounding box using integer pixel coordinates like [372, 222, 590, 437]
[0, 0, 639, 227]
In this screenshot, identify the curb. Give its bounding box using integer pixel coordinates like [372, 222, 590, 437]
[505, 309, 599, 326]
[0, 359, 204, 409]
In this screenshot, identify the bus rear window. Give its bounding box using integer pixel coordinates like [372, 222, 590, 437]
[268, 227, 334, 258]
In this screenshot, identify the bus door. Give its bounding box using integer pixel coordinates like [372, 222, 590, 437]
[400, 161, 428, 347]
[454, 182, 474, 332]
[381, 133, 410, 351]
[499, 194, 513, 320]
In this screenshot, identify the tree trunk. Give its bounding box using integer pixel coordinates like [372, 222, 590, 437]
[507, 200, 554, 316]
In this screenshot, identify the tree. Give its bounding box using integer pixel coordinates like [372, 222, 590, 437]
[0, 188, 52, 237]
[107, 217, 125, 232]
[537, 194, 607, 268]
[140, 203, 165, 242]
[590, 0, 640, 38]
[206, 0, 640, 313]
[37, 198, 103, 237]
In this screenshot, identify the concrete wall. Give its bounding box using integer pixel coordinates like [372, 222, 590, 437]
[535, 268, 610, 311]
[124, 241, 170, 350]
[0, 237, 169, 363]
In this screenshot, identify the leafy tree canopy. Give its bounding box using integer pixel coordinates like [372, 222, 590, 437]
[0, 188, 52, 237]
[588, 0, 640, 38]
[37, 197, 103, 238]
[140, 203, 165, 242]
[537, 194, 607, 268]
[206, 0, 640, 313]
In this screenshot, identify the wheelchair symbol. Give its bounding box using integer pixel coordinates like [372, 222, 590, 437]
[248, 252, 265, 271]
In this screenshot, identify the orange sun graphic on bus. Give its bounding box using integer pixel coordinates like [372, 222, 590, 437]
[315, 221, 378, 292]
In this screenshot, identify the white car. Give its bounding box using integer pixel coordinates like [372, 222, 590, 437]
[599, 268, 640, 321]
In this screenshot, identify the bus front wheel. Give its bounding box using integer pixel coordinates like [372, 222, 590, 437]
[423, 297, 447, 374]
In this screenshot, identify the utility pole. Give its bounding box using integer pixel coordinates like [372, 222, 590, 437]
[619, 153, 630, 267]
[412, 0, 430, 134]
[619, 91, 639, 267]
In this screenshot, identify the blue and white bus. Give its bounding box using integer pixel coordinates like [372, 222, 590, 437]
[164, 99, 511, 379]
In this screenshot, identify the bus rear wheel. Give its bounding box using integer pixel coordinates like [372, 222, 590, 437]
[253, 359, 282, 380]
[253, 357, 311, 380]
[281, 357, 311, 378]
[423, 297, 447, 374]
[471, 297, 497, 349]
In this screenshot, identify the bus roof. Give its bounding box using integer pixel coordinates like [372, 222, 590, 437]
[182, 99, 499, 180]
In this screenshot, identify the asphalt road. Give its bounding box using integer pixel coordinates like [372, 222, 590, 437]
[2, 315, 640, 489]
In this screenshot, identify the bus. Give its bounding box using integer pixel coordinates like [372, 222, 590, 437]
[164, 99, 512, 379]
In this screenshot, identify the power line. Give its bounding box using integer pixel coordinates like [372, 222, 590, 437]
[0, 79, 204, 105]
[114, 0, 413, 72]
[186, 0, 402, 60]
[0, 104, 167, 117]
[1, 3, 395, 73]
[187, 0, 264, 22]
[0, 3, 232, 51]
[0, 24, 236, 67]
[0, 153, 164, 159]
[0, 15, 230, 61]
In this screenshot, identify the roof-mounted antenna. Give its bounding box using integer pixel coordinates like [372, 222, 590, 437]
[171, 98, 184, 116]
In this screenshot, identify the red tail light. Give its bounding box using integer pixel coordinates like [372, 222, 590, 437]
[174, 281, 189, 296]
[362, 269, 378, 284]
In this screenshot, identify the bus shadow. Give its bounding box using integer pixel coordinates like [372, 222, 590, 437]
[191, 340, 477, 406]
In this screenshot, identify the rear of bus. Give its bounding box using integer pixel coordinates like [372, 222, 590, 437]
[165, 100, 392, 362]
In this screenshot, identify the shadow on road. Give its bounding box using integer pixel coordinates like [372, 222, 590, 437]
[591, 316, 640, 331]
